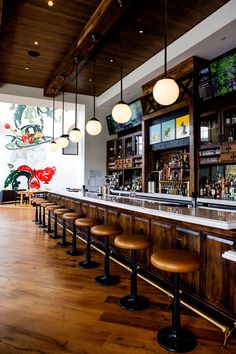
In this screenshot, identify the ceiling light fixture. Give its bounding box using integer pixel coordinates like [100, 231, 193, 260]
[49, 89, 58, 152]
[86, 35, 102, 136]
[153, 0, 179, 106]
[57, 76, 69, 148]
[48, 1, 54, 7]
[34, 41, 39, 46]
[69, 58, 82, 143]
[111, 0, 131, 124]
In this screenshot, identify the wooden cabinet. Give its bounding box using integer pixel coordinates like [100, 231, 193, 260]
[106, 130, 143, 190]
[204, 235, 236, 315]
[175, 227, 202, 296]
[220, 142, 236, 162]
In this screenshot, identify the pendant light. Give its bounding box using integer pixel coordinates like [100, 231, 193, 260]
[49, 89, 58, 152]
[69, 57, 82, 142]
[153, 0, 179, 106]
[86, 38, 102, 136]
[57, 76, 69, 148]
[111, 0, 131, 124]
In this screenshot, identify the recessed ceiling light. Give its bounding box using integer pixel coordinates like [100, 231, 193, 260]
[109, 59, 114, 63]
[25, 67, 29, 70]
[28, 50, 40, 57]
[138, 30, 144, 34]
[34, 41, 39, 46]
[88, 78, 93, 82]
[48, 1, 54, 6]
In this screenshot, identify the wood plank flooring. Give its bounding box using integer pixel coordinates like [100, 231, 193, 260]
[0, 205, 236, 354]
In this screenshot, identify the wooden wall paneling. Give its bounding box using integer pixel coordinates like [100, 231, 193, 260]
[150, 219, 174, 280]
[175, 227, 201, 295]
[205, 235, 236, 316]
[88, 204, 97, 218]
[81, 202, 88, 216]
[97, 206, 106, 223]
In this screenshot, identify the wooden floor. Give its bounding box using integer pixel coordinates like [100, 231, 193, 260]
[0, 205, 236, 354]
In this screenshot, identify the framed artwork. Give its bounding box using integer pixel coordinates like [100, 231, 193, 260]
[176, 114, 190, 139]
[62, 141, 78, 155]
[149, 124, 161, 145]
[162, 119, 175, 142]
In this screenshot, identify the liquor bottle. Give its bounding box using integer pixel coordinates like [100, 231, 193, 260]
[200, 184, 204, 197]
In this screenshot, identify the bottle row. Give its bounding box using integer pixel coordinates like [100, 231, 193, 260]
[199, 177, 236, 200]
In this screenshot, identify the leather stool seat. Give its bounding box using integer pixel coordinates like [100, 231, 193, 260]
[91, 224, 122, 237]
[75, 218, 101, 268]
[151, 249, 200, 353]
[58, 212, 83, 254]
[115, 233, 152, 250]
[91, 224, 122, 286]
[151, 249, 200, 273]
[54, 208, 71, 216]
[63, 212, 81, 221]
[45, 204, 60, 212]
[114, 233, 152, 311]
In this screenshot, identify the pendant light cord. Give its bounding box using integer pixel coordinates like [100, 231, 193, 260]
[119, 0, 123, 102]
[61, 77, 65, 135]
[75, 57, 78, 127]
[93, 54, 96, 117]
[164, 0, 167, 77]
[52, 89, 55, 140]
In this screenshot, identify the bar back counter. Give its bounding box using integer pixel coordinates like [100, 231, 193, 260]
[46, 189, 236, 342]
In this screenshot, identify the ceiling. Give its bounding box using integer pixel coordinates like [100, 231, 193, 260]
[0, 0, 231, 99]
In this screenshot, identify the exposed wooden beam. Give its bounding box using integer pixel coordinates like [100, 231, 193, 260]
[0, 0, 3, 32]
[44, 0, 134, 97]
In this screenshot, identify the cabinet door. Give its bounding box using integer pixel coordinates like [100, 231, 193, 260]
[133, 216, 150, 265]
[175, 227, 201, 295]
[124, 134, 133, 157]
[134, 133, 143, 156]
[205, 235, 236, 315]
[150, 220, 174, 280]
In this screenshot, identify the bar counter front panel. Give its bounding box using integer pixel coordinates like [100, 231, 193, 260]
[46, 189, 236, 325]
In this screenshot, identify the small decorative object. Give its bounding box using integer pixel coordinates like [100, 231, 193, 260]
[162, 119, 175, 142]
[176, 115, 190, 139]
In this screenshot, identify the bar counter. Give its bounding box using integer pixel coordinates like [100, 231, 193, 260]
[47, 188, 236, 230]
[45, 188, 236, 328]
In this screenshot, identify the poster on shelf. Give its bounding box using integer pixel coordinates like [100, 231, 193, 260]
[176, 114, 190, 139]
[162, 119, 175, 142]
[149, 124, 161, 145]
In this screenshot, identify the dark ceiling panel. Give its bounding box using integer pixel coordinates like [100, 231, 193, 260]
[0, 0, 230, 97]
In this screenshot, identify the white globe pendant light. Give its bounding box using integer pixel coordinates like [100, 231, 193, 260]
[57, 76, 69, 148]
[153, 0, 179, 106]
[86, 117, 102, 136]
[112, 100, 131, 124]
[153, 78, 179, 106]
[86, 43, 102, 136]
[69, 57, 82, 143]
[49, 89, 58, 152]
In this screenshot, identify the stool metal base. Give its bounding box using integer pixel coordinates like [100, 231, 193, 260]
[49, 234, 62, 240]
[119, 295, 149, 311]
[157, 327, 196, 353]
[57, 241, 72, 247]
[79, 260, 99, 269]
[66, 249, 82, 256]
[95, 275, 119, 286]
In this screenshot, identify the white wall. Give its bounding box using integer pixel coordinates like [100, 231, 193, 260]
[0, 84, 112, 192]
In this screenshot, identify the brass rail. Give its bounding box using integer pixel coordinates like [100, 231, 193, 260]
[57, 222, 235, 346]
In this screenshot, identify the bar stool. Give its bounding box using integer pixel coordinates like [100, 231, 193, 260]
[45, 204, 60, 233]
[58, 212, 83, 255]
[51, 208, 71, 239]
[91, 224, 122, 286]
[114, 233, 152, 311]
[151, 249, 200, 353]
[31, 198, 45, 223]
[40, 202, 56, 229]
[35, 200, 52, 226]
[75, 218, 101, 269]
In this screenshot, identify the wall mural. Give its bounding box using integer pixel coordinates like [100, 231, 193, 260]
[4, 165, 56, 190]
[4, 105, 53, 150]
